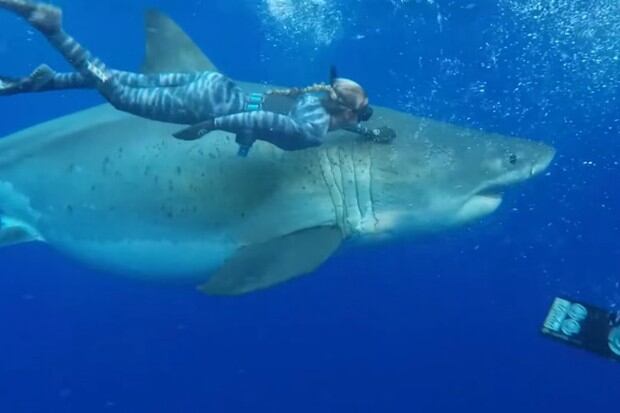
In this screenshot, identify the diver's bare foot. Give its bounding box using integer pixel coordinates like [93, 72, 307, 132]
[27, 3, 62, 34]
[0, 77, 19, 95]
[0, 74, 26, 95]
[0, 1, 61, 33]
[0, 64, 55, 95]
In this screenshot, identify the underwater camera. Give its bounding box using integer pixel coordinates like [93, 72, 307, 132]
[541, 297, 620, 362]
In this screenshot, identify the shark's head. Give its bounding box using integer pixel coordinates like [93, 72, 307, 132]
[367, 110, 555, 238]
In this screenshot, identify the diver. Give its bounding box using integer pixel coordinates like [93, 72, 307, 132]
[0, 0, 396, 156]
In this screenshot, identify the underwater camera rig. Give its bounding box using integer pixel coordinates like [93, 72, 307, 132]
[541, 297, 620, 362]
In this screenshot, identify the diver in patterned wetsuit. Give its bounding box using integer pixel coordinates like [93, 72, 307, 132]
[0, 0, 395, 156]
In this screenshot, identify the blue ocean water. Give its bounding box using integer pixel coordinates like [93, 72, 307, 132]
[0, 0, 618, 411]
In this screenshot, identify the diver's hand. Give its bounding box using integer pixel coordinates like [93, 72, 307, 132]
[366, 126, 396, 143]
[173, 118, 216, 141]
[235, 133, 256, 157]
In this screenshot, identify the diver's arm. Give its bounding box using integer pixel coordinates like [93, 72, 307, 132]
[343, 124, 396, 143]
[343, 123, 372, 136]
[212, 111, 322, 151]
[173, 111, 323, 150]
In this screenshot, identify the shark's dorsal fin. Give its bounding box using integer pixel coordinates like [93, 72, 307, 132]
[142, 10, 219, 74]
[199, 226, 343, 296]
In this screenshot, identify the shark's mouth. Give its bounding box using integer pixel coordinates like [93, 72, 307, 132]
[456, 188, 504, 223]
[476, 189, 503, 202]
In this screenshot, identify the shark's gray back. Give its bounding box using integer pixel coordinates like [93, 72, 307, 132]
[0, 103, 338, 238]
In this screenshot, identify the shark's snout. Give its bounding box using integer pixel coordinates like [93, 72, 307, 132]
[530, 145, 556, 177]
[456, 141, 555, 224]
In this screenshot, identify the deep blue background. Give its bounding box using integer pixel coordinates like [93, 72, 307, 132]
[0, 1, 618, 412]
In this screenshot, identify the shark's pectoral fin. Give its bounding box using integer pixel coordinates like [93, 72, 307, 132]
[199, 226, 342, 296]
[0, 216, 41, 247]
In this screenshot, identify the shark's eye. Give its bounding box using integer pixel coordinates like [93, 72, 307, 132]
[509, 153, 518, 165]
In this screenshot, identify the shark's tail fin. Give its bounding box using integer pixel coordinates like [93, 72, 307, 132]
[0, 216, 42, 248]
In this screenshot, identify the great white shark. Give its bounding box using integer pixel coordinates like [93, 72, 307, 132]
[0, 11, 555, 295]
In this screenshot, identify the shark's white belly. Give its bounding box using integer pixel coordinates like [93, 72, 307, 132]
[55, 236, 236, 281]
[0, 176, 235, 280]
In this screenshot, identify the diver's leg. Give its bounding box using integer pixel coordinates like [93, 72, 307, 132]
[110, 71, 203, 88]
[1, 1, 244, 123]
[0, 64, 92, 95]
[0, 1, 113, 87]
[0, 1, 198, 121]
[0, 0, 61, 34]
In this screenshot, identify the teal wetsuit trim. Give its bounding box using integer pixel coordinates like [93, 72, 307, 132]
[245, 93, 264, 112]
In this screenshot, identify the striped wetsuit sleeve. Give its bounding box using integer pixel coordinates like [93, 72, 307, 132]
[213, 95, 331, 151]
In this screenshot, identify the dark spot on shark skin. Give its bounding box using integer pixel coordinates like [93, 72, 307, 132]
[144, 166, 151, 176]
[509, 153, 518, 165]
[176, 166, 182, 175]
[167, 211, 174, 219]
[102, 156, 110, 174]
[90, 185, 96, 192]
[168, 180, 174, 192]
[117, 147, 124, 158]
[66, 205, 73, 214]
[68, 163, 77, 173]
